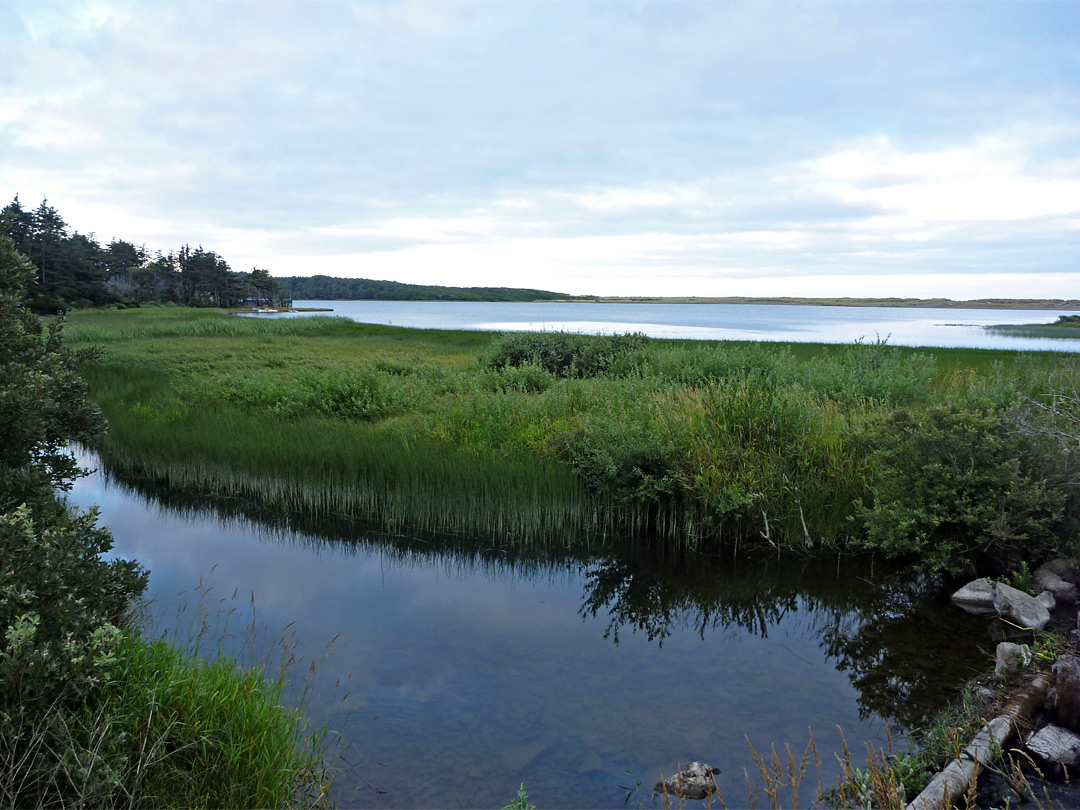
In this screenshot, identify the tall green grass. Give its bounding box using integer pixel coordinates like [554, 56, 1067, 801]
[67, 307, 1080, 565]
[100, 631, 331, 809]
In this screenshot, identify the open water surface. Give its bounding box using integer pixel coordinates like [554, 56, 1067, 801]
[269, 300, 1080, 352]
[69, 455, 991, 808]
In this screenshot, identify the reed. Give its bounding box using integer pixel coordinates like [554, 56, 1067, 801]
[67, 308, 1080, 563]
[100, 631, 331, 809]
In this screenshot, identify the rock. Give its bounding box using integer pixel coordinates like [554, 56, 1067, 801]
[1037, 591, 1057, 611]
[1026, 724, 1080, 773]
[951, 578, 997, 615]
[1040, 559, 1080, 586]
[654, 762, 720, 800]
[1049, 655, 1080, 732]
[1035, 566, 1078, 604]
[995, 642, 1031, 679]
[992, 582, 1050, 631]
[973, 686, 999, 705]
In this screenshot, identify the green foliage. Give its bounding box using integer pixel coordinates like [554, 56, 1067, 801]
[0, 235, 105, 510]
[860, 405, 1067, 574]
[66, 306, 1080, 572]
[485, 330, 649, 378]
[501, 783, 536, 810]
[1, 240, 327, 808]
[99, 633, 329, 808]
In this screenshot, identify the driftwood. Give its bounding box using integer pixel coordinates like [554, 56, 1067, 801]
[907, 672, 1053, 810]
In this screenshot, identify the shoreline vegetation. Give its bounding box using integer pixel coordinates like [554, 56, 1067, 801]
[66, 305, 1080, 578]
[0, 235, 331, 808]
[570, 295, 1080, 309]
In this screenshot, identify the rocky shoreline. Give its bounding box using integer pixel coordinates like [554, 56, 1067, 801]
[934, 560, 1080, 808]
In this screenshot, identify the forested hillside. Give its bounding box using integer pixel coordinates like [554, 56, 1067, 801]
[276, 274, 570, 301]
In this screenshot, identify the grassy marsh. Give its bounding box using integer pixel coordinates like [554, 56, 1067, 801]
[67, 307, 1080, 570]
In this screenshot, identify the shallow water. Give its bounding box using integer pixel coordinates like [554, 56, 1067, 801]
[268, 300, 1080, 352]
[69, 457, 990, 808]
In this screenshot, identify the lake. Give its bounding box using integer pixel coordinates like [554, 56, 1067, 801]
[265, 300, 1080, 352]
[69, 454, 990, 808]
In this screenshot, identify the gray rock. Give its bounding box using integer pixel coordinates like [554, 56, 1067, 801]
[1036, 567, 1078, 604]
[974, 686, 999, 705]
[995, 642, 1031, 679]
[1026, 724, 1080, 772]
[992, 581, 1050, 631]
[1037, 591, 1058, 611]
[951, 578, 997, 615]
[1040, 559, 1080, 586]
[654, 762, 720, 800]
[1050, 655, 1080, 732]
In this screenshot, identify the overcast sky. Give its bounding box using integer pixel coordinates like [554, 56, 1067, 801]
[2, 1, 1078, 298]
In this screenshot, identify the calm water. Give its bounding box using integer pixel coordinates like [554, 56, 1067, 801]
[270, 300, 1080, 352]
[69, 456, 989, 808]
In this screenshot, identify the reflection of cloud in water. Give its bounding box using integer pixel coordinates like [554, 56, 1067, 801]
[66, 456, 990, 808]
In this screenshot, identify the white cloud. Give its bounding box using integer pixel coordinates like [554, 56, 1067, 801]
[1, 0, 1078, 298]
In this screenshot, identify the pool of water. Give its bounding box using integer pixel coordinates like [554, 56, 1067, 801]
[68, 457, 990, 808]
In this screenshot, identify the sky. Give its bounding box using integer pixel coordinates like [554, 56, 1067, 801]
[2, 1, 1079, 299]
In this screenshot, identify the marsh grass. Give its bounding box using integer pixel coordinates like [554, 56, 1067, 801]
[0, 593, 335, 810]
[67, 307, 1080, 560]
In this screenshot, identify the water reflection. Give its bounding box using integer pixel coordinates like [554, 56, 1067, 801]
[579, 544, 989, 730]
[70, 459, 989, 808]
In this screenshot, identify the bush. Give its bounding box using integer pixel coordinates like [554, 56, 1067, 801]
[0, 506, 147, 808]
[485, 331, 649, 378]
[860, 405, 1067, 574]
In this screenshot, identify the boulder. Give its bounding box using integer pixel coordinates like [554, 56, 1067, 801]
[1039, 559, 1080, 586]
[654, 762, 720, 800]
[1035, 567, 1078, 605]
[1037, 591, 1057, 611]
[995, 642, 1031, 680]
[1049, 655, 1080, 732]
[992, 582, 1050, 631]
[1026, 724, 1080, 774]
[951, 578, 997, 615]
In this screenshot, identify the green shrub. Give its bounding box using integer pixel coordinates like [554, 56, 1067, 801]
[485, 330, 649, 378]
[0, 505, 147, 808]
[860, 405, 1067, 573]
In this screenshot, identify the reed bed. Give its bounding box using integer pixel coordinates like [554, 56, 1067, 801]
[67, 307, 1080, 568]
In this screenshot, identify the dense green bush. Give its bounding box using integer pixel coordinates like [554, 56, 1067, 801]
[0, 237, 104, 512]
[485, 330, 649, 378]
[860, 405, 1068, 574]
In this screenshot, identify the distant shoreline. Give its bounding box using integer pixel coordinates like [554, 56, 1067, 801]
[291, 295, 1080, 310]
[563, 296, 1080, 310]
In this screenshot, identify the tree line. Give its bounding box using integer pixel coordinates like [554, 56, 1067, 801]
[0, 195, 572, 312]
[276, 274, 571, 302]
[0, 195, 282, 312]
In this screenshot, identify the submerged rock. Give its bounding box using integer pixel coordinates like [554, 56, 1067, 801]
[654, 762, 720, 800]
